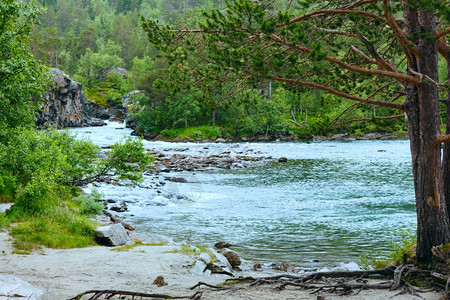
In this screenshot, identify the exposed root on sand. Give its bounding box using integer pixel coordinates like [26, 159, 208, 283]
[67, 290, 203, 300]
[68, 265, 449, 299]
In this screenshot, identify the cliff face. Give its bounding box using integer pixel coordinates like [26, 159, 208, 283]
[36, 68, 106, 128]
[36, 68, 87, 128]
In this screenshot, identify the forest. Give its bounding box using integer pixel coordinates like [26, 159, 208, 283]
[31, 0, 446, 140]
[1, 0, 450, 297]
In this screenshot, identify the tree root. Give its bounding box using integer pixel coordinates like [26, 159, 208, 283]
[69, 265, 448, 299]
[189, 282, 228, 290]
[67, 290, 203, 300]
[219, 265, 444, 297]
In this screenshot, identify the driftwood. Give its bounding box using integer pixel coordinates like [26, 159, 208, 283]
[67, 290, 203, 300]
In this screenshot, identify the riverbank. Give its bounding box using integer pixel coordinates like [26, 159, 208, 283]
[131, 126, 408, 143]
[0, 230, 445, 300]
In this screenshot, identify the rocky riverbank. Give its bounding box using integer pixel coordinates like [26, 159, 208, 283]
[0, 229, 444, 300]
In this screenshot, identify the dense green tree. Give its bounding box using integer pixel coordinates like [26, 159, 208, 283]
[142, 0, 450, 262]
[0, 0, 49, 132]
[78, 40, 124, 84]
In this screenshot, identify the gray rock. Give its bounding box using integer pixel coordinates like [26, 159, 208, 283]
[37, 68, 109, 128]
[215, 241, 232, 249]
[191, 259, 208, 276]
[222, 249, 241, 267]
[121, 90, 141, 108]
[211, 250, 234, 274]
[108, 67, 129, 77]
[0, 275, 51, 299]
[95, 223, 129, 246]
[37, 68, 87, 128]
[278, 157, 288, 163]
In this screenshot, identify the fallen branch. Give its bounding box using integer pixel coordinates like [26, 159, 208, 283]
[67, 290, 203, 300]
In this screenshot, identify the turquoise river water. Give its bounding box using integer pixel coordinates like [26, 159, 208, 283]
[70, 122, 416, 268]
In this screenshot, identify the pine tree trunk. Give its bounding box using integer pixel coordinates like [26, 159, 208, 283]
[445, 51, 450, 220]
[404, 6, 450, 262]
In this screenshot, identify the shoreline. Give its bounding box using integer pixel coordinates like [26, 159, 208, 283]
[0, 229, 445, 300]
[131, 128, 409, 144]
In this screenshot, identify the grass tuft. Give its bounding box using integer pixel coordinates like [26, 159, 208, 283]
[112, 240, 168, 252]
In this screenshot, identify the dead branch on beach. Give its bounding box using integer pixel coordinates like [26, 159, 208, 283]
[66, 290, 203, 300]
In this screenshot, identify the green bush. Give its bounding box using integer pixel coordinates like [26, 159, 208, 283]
[74, 190, 104, 216]
[0, 128, 152, 250]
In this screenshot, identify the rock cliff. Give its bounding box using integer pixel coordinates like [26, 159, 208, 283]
[36, 68, 105, 128]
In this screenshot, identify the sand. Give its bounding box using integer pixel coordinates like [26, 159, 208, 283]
[0, 229, 445, 300]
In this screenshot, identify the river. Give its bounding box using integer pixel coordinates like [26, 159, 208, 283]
[70, 121, 416, 268]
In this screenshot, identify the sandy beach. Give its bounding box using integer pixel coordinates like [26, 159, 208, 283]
[0, 229, 446, 300]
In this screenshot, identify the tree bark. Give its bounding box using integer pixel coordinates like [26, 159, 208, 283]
[404, 6, 450, 262]
[445, 49, 450, 220]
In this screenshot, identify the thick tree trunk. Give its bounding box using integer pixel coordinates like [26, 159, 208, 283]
[404, 6, 450, 262]
[445, 52, 450, 220]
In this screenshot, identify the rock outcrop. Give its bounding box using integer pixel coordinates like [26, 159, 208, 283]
[36, 68, 105, 128]
[95, 223, 130, 246]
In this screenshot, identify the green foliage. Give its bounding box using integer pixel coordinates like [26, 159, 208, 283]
[78, 40, 124, 85]
[159, 126, 225, 141]
[73, 190, 104, 216]
[9, 209, 97, 250]
[0, 0, 49, 132]
[0, 127, 151, 221]
[360, 229, 417, 269]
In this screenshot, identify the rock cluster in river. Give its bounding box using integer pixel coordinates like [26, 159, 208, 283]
[148, 148, 270, 173]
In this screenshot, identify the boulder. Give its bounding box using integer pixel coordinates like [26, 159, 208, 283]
[95, 223, 129, 246]
[107, 105, 127, 120]
[215, 241, 232, 249]
[121, 90, 142, 108]
[165, 177, 188, 183]
[152, 276, 168, 287]
[0, 275, 51, 299]
[211, 250, 234, 275]
[108, 67, 129, 78]
[222, 249, 241, 267]
[278, 157, 288, 163]
[191, 253, 212, 276]
[110, 202, 128, 213]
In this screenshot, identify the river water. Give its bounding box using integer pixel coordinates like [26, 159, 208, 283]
[70, 122, 416, 268]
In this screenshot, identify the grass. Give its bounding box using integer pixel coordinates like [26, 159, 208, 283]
[112, 239, 167, 252]
[165, 244, 214, 261]
[8, 207, 97, 251]
[360, 229, 417, 269]
[11, 249, 31, 255]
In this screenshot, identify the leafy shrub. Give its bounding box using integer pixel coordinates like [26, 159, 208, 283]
[74, 190, 104, 216]
[0, 127, 152, 250]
